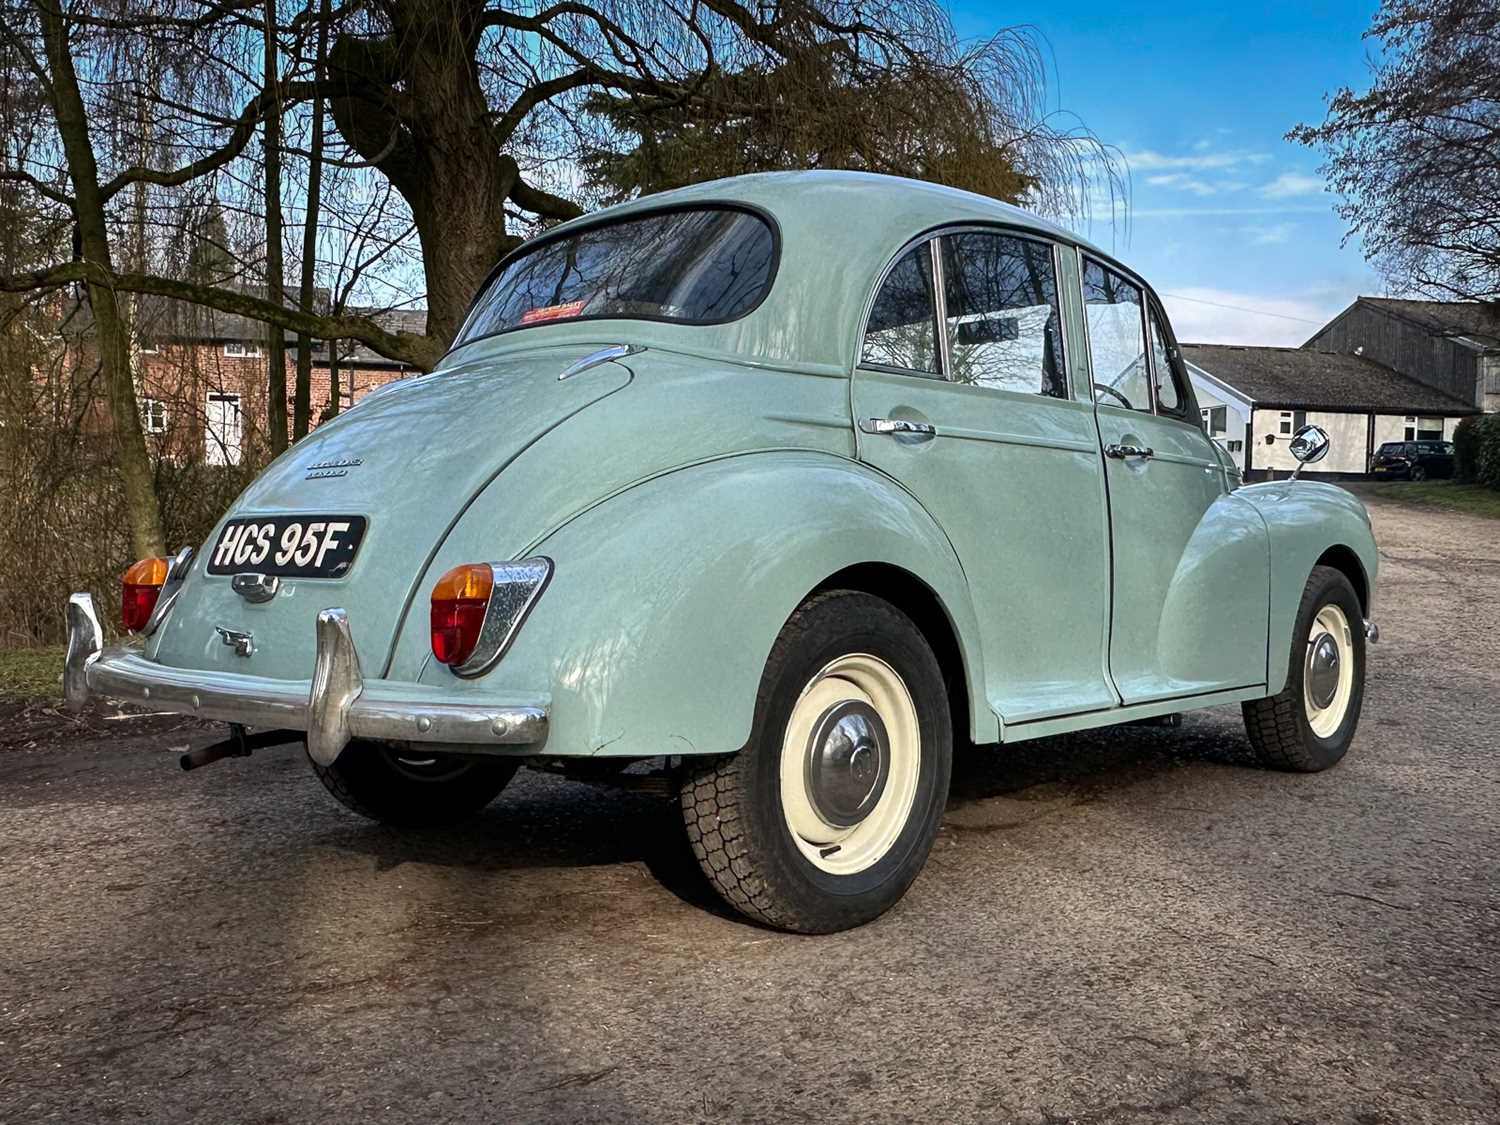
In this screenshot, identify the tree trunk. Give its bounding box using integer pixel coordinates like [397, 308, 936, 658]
[35, 0, 165, 560]
[263, 0, 288, 455]
[326, 1, 515, 349]
[293, 0, 328, 441]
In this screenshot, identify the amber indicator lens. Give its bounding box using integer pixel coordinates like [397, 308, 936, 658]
[121, 556, 170, 633]
[430, 564, 494, 666]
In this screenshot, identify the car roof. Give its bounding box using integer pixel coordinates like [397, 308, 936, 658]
[573, 170, 1114, 258]
[463, 171, 1126, 372]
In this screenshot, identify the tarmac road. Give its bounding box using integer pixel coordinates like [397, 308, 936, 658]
[1, 491, 1497, 1123]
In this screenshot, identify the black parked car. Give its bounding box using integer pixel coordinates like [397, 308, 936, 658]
[1370, 440, 1455, 481]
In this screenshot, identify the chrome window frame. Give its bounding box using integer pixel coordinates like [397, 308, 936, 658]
[1079, 254, 1153, 414]
[856, 222, 1072, 400]
[855, 236, 945, 381]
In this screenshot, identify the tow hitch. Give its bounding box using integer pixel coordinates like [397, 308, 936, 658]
[180, 723, 299, 771]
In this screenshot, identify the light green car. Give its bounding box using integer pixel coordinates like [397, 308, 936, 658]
[67, 171, 1378, 933]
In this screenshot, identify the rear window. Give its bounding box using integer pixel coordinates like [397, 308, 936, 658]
[456, 207, 776, 345]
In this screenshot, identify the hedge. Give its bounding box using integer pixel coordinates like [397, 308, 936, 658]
[1454, 413, 1500, 489]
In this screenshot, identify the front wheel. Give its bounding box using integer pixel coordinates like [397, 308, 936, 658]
[680, 591, 952, 933]
[1410, 464, 1427, 482]
[1241, 565, 1365, 771]
[310, 741, 519, 827]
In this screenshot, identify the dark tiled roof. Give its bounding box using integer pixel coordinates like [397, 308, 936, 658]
[60, 290, 429, 368]
[1358, 297, 1500, 348]
[1181, 343, 1480, 415]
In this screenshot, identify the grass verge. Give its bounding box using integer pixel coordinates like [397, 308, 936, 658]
[0, 646, 65, 703]
[1362, 480, 1500, 519]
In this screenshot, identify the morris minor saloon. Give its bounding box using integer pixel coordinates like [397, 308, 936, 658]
[67, 172, 1379, 933]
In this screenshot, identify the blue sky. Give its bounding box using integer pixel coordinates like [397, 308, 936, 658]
[947, 1, 1386, 345]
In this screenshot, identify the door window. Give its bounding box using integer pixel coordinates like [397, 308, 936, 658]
[861, 243, 940, 376]
[1082, 260, 1150, 412]
[939, 232, 1066, 397]
[1147, 306, 1188, 416]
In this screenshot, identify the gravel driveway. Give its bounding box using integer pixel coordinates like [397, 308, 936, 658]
[2, 491, 1496, 1123]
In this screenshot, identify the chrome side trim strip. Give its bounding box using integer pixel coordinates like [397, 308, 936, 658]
[557, 343, 642, 381]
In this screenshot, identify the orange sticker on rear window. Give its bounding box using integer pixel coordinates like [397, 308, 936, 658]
[521, 300, 586, 324]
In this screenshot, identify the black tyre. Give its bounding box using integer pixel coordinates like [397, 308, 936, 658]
[680, 591, 952, 933]
[310, 741, 519, 827]
[1241, 565, 1365, 772]
[1410, 464, 1427, 482]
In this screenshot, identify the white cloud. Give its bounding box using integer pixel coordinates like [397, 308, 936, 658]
[1124, 148, 1271, 172]
[1161, 287, 1344, 347]
[1245, 222, 1295, 245]
[1259, 172, 1325, 199]
[1146, 173, 1247, 197]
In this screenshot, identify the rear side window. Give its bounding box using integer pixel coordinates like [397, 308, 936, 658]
[940, 232, 1066, 398]
[861, 243, 940, 376]
[457, 207, 776, 344]
[1083, 260, 1150, 413]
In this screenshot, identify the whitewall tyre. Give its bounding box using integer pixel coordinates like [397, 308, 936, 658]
[1241, 565, 1366, 772]
[680, 591, 953, 933]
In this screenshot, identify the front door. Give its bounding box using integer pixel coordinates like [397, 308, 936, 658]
[1081, 259, 1269, 703]
[853, 230, 1116, 724]
[205, 392, 243, 466]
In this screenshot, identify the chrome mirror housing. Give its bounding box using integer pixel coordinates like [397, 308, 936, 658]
[1288, 424, 1330, 479]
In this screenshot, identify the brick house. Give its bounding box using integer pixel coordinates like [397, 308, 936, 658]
[66, 296, 424, 466]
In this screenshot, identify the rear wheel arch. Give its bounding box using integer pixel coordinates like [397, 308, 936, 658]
[810, 562, 977, 751]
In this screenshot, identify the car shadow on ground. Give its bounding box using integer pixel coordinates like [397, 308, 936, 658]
[309, 710, 1261, 923]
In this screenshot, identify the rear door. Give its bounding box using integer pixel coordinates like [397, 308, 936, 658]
[1083, 258, 1269, 703]
[853, 229, 1116, 724]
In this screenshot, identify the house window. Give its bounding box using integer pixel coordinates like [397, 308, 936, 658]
[1404, 415, 1443, 441]
[1278, 411, 1293, 435]
[138, 340, 159, 355]
[1227, 439, 1243, 453]
[1201, 405, 1228, 435]
[224, 341, 263, 358]
[139, 398, 167, 434]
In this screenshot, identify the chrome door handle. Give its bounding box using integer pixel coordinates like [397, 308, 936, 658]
[1105, 443, 1154, 460]
[862, 418, 936, 437]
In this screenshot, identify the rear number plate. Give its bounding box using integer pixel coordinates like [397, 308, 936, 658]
[207, 516, 367, 578]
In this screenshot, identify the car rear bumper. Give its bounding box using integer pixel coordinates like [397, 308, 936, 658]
[63, 593, 549, 765]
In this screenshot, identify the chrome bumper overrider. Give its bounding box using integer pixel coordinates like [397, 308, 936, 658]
[64, 593, 548, 765]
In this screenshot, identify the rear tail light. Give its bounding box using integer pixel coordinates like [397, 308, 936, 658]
[430, 558, 552, 675]
[121, 556, 170, 633]
[430, 563, 494, 667]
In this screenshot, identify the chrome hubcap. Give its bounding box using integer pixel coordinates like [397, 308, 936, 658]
[1306, 633, 1341, 709]
[804, 700, 890, 827]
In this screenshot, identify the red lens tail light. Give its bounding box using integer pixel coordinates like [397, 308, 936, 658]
[121, 556, 170, 633]
[430, 564, 494, 667]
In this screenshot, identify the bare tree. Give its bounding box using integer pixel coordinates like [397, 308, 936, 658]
[1291, 0, 1500, 301]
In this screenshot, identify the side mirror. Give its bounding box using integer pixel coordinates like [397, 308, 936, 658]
[1288, 424, 1330, 479]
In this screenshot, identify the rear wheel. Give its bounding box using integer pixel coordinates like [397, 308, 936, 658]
[1241, 565, 1365, 772]
[680, 591, 952, 933]
[310, 741, 519, 827]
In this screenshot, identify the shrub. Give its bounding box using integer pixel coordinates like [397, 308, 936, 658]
[1472, 413, 1500, 490]
[1453, 415, 1480, 482]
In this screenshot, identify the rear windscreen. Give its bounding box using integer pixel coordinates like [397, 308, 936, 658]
[456, 207, 776, 345]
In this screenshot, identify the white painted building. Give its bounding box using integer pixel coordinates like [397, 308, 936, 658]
[1181, 344, 1477, 480]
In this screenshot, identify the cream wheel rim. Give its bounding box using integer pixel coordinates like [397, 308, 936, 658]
[779, 653, 921, 875]
[1303, 603, 1355, 738]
